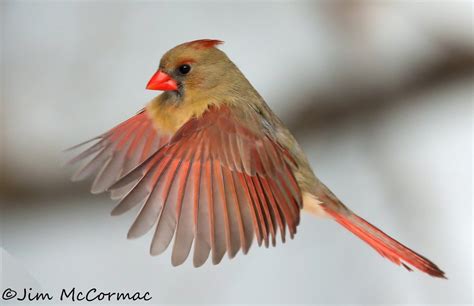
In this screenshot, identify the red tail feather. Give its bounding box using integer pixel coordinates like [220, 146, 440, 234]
[324, 207, 446, 278]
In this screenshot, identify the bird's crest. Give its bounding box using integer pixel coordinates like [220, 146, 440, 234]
[186, 39, 224, 49]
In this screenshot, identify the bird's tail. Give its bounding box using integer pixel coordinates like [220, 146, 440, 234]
[312, 187, 446, 278]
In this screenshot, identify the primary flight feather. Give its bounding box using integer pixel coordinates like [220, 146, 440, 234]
[69, 39, 445, 277]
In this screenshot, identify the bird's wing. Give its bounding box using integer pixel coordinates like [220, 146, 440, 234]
[67, 109, 170, 197]
[109, 105, 302, 266]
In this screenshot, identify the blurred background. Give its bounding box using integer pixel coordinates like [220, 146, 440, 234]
[1, 0, 472, 304]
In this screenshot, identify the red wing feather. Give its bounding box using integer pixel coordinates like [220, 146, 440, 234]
[68, 109, 170, 195]
[101, 105, 302, 266]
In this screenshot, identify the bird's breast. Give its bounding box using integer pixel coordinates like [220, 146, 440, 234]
[146, 96, 213, 134]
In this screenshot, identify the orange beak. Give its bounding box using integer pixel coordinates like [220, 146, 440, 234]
[146, 70, 178, 91]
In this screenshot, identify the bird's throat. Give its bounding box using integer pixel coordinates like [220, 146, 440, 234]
[146, 94, 217, 134]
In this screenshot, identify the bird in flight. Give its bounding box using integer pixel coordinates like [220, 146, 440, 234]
[68, 39, 445, 277]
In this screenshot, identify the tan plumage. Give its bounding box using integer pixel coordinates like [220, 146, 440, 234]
[68, 39, 445, 277]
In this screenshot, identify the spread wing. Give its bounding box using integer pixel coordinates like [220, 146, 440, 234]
[109, 105, 302, 267]
[67, 109, 170, 197]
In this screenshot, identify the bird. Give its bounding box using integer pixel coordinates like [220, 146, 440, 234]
[68, 39, 445, 277]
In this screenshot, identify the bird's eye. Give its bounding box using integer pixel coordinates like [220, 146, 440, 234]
[178, 64, 191, 75]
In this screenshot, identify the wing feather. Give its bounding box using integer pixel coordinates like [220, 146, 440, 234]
[260, 177, 286, 242]
[171, 134, 205, 266]
[222, 166, 243, 258]
[252, 175, 277, 246]
[150, 147, 192, 256]
[231, 171, 254, 253]
[193, 159, 212, 266]
[68, 110, 170, 193]
[237, 172, 263, 247]
[244, 174, 269, 247]
[127, 152, 181, 239]
[71, 105, 302, 266]
[211, 160, 227, 264]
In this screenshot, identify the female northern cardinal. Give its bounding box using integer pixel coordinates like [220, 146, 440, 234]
[69, 39, 445, 277]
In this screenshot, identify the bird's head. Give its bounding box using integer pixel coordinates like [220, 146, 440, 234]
[147, 39, 239, 103]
